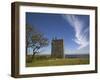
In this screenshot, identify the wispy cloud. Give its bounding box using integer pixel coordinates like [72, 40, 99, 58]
[63, 15, 89, 49]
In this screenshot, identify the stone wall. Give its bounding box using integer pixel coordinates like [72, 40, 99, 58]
[51, 39, 64, 58]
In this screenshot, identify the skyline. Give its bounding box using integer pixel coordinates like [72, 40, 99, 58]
[26, 12, 90, 55]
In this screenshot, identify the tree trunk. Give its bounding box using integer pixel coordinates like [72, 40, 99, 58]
[32, 52, 36, 59]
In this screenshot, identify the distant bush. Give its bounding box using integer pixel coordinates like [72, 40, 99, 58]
[26, 55, 32, 63]
[26, 55, 51, 63]
[35, 55, 51, 60]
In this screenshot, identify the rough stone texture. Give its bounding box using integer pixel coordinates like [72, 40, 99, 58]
[51, 39, 64, 58]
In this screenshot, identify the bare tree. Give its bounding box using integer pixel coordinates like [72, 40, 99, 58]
[26, 24, 33, 56]
[26, 24, 49, 61]
[31, 33, 49, 58]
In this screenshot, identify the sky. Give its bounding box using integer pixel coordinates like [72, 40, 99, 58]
[26, 12, 90, 55]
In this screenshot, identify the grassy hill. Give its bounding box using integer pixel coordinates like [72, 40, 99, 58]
[26, 55, 89, 67]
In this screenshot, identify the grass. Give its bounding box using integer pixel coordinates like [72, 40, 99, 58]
[26, 56, 89, 67]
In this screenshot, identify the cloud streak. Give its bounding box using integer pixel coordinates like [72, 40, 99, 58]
[63, 15, 89, 49]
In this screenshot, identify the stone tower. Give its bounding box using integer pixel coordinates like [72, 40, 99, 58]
[51, 38, 64, 58]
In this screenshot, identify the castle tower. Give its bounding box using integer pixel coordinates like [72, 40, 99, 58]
[51, 38, 64, 58]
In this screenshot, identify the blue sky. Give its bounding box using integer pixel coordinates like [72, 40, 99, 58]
[26, 12, 89, 55]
